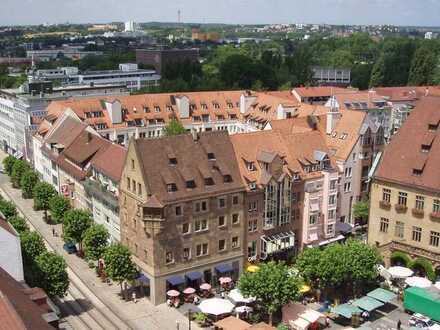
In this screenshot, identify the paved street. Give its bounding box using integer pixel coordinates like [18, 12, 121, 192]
[0, 153, 198, 330]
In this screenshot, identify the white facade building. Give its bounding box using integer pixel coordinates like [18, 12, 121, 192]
[0, 217, 24, 282]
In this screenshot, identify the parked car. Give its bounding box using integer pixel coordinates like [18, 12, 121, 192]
[63, 242, 77, 254]
[409, 314, 440, 329]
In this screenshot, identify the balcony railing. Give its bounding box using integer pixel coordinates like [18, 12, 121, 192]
[83, 179, 119, 213]
[394, 204, 408, 213]
[430, 212, 440, 221]
[379, 200, 391, 210]
[411, 208, 424, 218]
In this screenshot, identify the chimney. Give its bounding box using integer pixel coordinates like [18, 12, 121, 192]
[105, 100, 122, 124]
[240, 92, 257, 114]
[326, 96, 340, 135]
[175, 95, 189, 118]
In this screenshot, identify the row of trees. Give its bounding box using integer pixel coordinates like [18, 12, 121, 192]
[3, 156, 138, 296]
[0, 196, 69, 297]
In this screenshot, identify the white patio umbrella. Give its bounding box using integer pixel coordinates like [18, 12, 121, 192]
[405, 276, 432, 288]
[235, 306, 253, 314]
[387, 266, 413, 278]
[228, 289, 255, 304]
[199, 298, 235, 316]
[435, 282, 440, 290]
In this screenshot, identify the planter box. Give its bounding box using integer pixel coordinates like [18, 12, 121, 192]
[379, 200, 391, 210]
[412, 208, 424, 218]
[395, 204, 408, 213]
[430, 212, 440, 221]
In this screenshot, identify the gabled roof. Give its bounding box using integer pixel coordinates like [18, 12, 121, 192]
[375, 96, 440, 192]
[134, 131, 245, 203]
[90, 143, 127, 183]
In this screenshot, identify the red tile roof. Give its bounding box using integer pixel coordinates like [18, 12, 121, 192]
[375, 96, 440, 192]
[91, 143, 127, 182]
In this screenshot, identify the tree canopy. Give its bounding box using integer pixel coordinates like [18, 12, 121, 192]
[62, 209, 93, 250]
[20, 170, 39, 199]
[238, 261, 300, 325]
[33, 182, 57, 212]
[8, 215, 29, 234]
[353, 199, 369, 222]
[49, 195, 71, 224]
[163, 119, 187, 136]
[103, 244, 137, 294]
[35, 251, 69, 297]
[20, 230, 47, 266]
[83, 224, 110, 261]
[11, 160, 30, 188]
[2, 155, 17, 176]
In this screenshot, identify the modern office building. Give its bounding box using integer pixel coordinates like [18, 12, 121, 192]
[136, 48, 199, 74]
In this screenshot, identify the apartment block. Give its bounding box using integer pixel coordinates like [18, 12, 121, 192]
[368, 97, 440, 274]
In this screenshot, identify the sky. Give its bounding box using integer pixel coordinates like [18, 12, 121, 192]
[2, 0, 440, 27]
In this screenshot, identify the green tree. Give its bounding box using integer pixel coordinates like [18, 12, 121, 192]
[83, 224, 110, 261]
[20, 170, 39, 199]
[8, 215, 29, 234]
[33, 182, 57, 221]
[238, 261, 300, 325]
[353, 199, 369, 222]
[163, 119, 187, 136]
[20, 231, 46, 266]
[35, 251, 69, 297]
[408, 44, 437, 86]
[103, 244, 137, 296]
[294, 247, 324, 287]
[318, 243, 349, 289]
[49, 195, 71, 224]
[63, 209, 92, 251]
[2, 155, 17, 176]
[11, 160, 29, 188]
[219, 54, 257, 89]
[0, 199, 17, 219]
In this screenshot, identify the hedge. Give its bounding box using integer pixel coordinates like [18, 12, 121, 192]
[410, 257, 436, 282]
[390, 251, 411, 267]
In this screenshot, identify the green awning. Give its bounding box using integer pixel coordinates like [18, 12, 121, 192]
[353, 296, 384, 312]
[367, 288, 397, 303]
[330, 304, 362, 318]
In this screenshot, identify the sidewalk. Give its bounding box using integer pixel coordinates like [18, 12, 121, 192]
[0, 176, 198, 330]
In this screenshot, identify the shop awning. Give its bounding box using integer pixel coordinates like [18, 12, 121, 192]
[366, 288, 397, 303]
[136, 273, 150, 284]
[167, 275, 185, 286]
[330, 304, 362, 319]
[261, 232, 295, 255]
[186, 271, 203, 281]
[352, 296, 384, 312]
[336, 221, 353, 233]
[215, 263, 233, 274]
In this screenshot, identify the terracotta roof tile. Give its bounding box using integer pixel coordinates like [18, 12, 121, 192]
[90, 143, 126, 183]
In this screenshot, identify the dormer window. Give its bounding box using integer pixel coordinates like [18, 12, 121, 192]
[167, 183, 177, 192]
[249, 182, 257, 191]
[166, 105, 172, 112]
[186, 180, 196, 189]
[413, 169, 423, 176]
[331, 131, 337, 138]
[339, 133, 348, 140]
[144, 106, 150, 113]
[201, 103, 208, 110]
[247, 162, 256, 171]
[213, 102, 220, 109]
[428, 124, 438, 132]
[154, 106, 160, 112]
[421, 144, 431, 153]
[190, 104, 197, 111]
[227, 102, 233, 109]
[169, 157, 177, 165]
[205, 178, 214, 186]
[293, 173, 300, 181]
[207, 152, 215, 160]
[223, 175, 232, 183]
[261, 162, 269, 171]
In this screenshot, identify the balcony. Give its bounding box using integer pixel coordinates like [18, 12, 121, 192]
[430, 212, 440, 221]
[83, 179, 119, 213]
[142, 207, 165, 233]
[411, 208, 424, 218]
[379, 200, 391, 210]
[394, 204, 408, 213]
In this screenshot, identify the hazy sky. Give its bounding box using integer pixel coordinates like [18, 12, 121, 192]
[2, 0, 440, 26]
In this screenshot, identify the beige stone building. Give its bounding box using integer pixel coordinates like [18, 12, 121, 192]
[368, 97, 440, 275]
[119, 131, 246, 305]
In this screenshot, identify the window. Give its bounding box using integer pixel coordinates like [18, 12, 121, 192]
[218, 239, 226, 251]
[248, 240, 257, 258]
[232, 213, 240, 225]
[248, 201, 257, 212]
[232, 195, 239, 205]
[204, 178, 214, 186]
[430, 231, 440, 247]
[207, 152, 216, 160]
[132, 180, 137, 192]
[194, 200, 208, 213]
[398, 192, 407, 206]
[231, 236, 239, 248]
[249, 182, 257, 191]
[218, 216, 226, 227]
[327, 224, 334, 235]
[380, 217, 389, 233]
[165, 251, 174, 264]
[196, 243, 208, 257]
[169, 157, 177, 165]
[415, 195, 425, 210]
[218, 197, 226, 208]
[138, 183, 142, 196]
[182, 223, 190, 234]
[223, 175, 232, 183]
[352, 153, 356, 161]
[309, 214, 318, 225]
[344, 182, 352, 193]
[127, 177, 131, 190]
[434, 199, 440, 213]
[328, 194, 336, 205]
[194, 219, 208, 232]
[186, 180, 196, 189]
[248, 219, 258, 232]
[292, 192, 300, 203]
[175, 206, 182, 216]
[330, 180, 338, 190]
[328, 209, 336, 220]
[247, 162, 256, 171]
[382, 189, 391, 203]
[412, 226, 422, 242]
[167, 183, 177, 192]
[131, 159, 135, 170]
[183, 247, 191, 260]
[395, 221, 404, 238]
[344, 167, 352, 178]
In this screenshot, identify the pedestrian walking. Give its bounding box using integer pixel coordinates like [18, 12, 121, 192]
[52, 228, 55, 236]
[397, 319, 401, 330]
